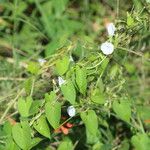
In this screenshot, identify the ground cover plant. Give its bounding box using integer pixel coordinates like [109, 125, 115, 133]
[0, 0, 150, 150]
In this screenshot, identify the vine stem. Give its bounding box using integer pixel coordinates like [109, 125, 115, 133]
[29, 109, 44, 126]
[118, 47, 150, 61]
[0, 77, 25, 81]
[86, 56, 107, 70]
[30, 77, 35, 97]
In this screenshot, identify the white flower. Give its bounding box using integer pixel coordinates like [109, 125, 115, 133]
[69, 55, 74, 62]
[58, 76, 66, 87]
[67, 106, 76, 117]
[38, 58, 47, 66]
[106, 23, 116, 36]
[100, 42, 114, 55]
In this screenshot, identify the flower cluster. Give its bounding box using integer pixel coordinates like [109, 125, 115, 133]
[100, 22, 116, 55]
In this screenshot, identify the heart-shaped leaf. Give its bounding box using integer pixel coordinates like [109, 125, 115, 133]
[18, 97, 33, 117]
[45, 101, 61, 129]
[27, 62, 40, 75]
[113, 99, 131, 123]
[34, 115, 50, 138]
[55, 56, 70, 75]
[12, 122, 31, 150]
[80, 110, 98, 136]
[61, 81, 76, 104]
[131, 133, 150, 150]
[29, 138, 42, 150]
[91, 89, 105, 104]
[45, 91, 57, 103]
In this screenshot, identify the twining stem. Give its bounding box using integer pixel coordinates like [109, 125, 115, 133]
[0, 77, 25, 81]
[29, 109, 44, 126]
[30, 77, 35, 97]
[118, 47, 150, 61]
[86, 56, 107, 70]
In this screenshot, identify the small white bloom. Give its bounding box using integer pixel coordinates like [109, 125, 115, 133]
[38, 58, 47, 66]
[106, 23, 116, 36]
[58, 76, 66, 87]
[67, 106, 76, 117]
[100, 42, 114, 55]
[69, 55, 74, 62]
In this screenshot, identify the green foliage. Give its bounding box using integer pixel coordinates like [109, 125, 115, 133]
[113, 99, 131, 123]
[91, 89, 105, 104]
[61, 80, 76, 104]
[55, 56, 70, 75]
[17, 97, 33, 117]
[131, 133, 150, 150]
[27, 62, 40, 75]
[45, 101, 61, 129]
[0, 0, 150, 149]
[80, 110, 98, 138]
[33, 115, 50, 139]
[12, 122, 34, 150]
[137, 106, 150, 120]
[24, 77, 33, 95]
[75, 66, 87, 95]
[45, 91, 57, 103]
[92, 142, 103, 150]
[127, 12, 135, 27]
[124, 62, 136, 74]
[58, 138, 73, 150]
[29, 100, 43, 116]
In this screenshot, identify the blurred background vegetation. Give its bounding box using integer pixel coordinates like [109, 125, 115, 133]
[0, 0, 149, 106]
[0, 0, 150, 138]
[0, 0, 150, 149]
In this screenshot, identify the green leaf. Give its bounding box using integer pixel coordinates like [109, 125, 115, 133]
[45, 91, 57, 103]
[29, 138, 42, 150]
[4, 137, 20, 150]
[24, 77, 33, 95]
[137, 106, 150, 121]
[34, 115, 50, 139]
[109, 65, 119, 79]
[99, 58, 109, 76]
[91, 89, 105, 104]
[113, 99, 131, 123]
[55, 56, 70, 75]
[131, 133, 150, 150]
[73, 41, 85, 59]
[29, 100, 43, 116]
[76, 65, 87, 95]
[45, 40, 62, 56]
[61, 81, 76, 104]
[80, 110, 98, 136]
[27, 62, 40, 75]
[127, 12, 135, 27]
[124, 62, 135, 74]
[86, 129, 99, 145]
[52, 0, 68, 17]
[92, 142, 103, 150]
[45, 101, 61, 129]
[12, 122, 31, 150]
[58, 139, 73, 150]
[18, 97, 33, 117]
[3, 121, 12, 136]
[35, 0, 54, 38]
[97, 78, 104, 92]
